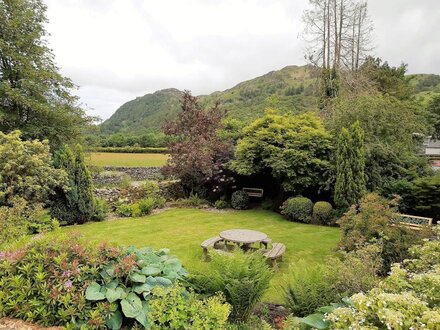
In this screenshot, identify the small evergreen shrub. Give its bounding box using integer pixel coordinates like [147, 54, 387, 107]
[137, 197, 156, 215]
[280, 197, 313, 223]
[116, 203, 134, 217]
[91, 198, 108, 221]
[148, 285, 230, 329]
[190, 251, 273, 323]
[116, 196, 166, 218]
[214, 200, 229, 209]
[231, 191, 249, 210]
[312, 201, 334, 225]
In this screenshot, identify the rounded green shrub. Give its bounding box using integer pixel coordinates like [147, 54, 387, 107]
[312, 201, 334, 225]
[280, 196, 313, 223]
[231, 191, 249, 210]
[214, 200, 228, 209]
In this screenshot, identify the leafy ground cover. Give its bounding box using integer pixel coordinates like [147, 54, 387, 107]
[87, 152, 169, 167]
[63, 208, 340, 303]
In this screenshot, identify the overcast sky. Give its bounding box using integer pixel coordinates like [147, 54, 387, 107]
[44, 0, 440, 120]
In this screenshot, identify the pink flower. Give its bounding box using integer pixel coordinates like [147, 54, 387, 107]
[64, 280, 73, 289]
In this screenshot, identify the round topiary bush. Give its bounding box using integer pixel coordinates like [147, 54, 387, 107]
[231, 190, 250, 210]
[280, 196, 313, 223]
[312, 201, 334, 225]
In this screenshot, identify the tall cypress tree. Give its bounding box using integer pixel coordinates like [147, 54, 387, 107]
[51, 144, 94, 224]
[334, 121, 367, 210]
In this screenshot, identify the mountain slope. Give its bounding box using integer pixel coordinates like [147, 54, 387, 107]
[100, 65, 318, 135]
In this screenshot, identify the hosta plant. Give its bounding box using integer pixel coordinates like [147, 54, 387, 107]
[85, 246, 188, 329]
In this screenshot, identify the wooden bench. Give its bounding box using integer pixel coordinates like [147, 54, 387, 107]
[242, 188, 264, 198]
[260, 238, 272, 249]
[201, 236, 223, 260]
[263, 242, 286, 268]
[393, 213, 433, 231]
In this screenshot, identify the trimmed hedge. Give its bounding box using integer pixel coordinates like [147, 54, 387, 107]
[280, 196, 313, 223]
[88, 147, 168, 154]
[231, 191, 250, 210]
[312, 201, 334, 225]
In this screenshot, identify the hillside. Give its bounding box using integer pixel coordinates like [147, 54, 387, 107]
[100, 66, 440, 136]
[100, 65, 318, 135]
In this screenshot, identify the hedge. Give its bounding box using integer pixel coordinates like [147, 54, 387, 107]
[88, 147, 168, 154]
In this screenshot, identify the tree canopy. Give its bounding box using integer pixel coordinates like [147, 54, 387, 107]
[0, 0, 91, 146]
[230, 111, 333, 193]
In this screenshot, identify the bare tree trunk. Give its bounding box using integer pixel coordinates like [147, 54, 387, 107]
[327, 0, 331, 68]
[355, 4, 364, 70]
[323, 0, 327, 69]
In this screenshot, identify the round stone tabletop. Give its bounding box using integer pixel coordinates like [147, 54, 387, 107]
[219, 229, 267, 244]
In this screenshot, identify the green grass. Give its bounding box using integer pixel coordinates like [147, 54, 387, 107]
[63, 208, 340, 303]
[87, 152, 168, 167]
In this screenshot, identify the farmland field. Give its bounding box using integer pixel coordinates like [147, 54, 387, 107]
[87, 152, 169, 167]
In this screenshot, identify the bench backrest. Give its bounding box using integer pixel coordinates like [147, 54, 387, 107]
[242, 188, 264, 198]
[393, 213, 433, 230]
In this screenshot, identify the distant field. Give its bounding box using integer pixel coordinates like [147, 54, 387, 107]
[88, 152, 169, 167]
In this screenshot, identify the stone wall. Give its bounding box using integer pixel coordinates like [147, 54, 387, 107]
[93, 166, 163, 186]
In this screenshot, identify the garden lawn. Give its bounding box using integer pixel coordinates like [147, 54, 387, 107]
[64, 208, 340, 303]
[87, 152, 169, 167]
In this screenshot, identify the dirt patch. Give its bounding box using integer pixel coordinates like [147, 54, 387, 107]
[0, 318, 61, 330]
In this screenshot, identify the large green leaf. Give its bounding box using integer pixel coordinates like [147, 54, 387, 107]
[164, 258, 182, 272]
[135, 301, 150, 329]
[133, 283, 154, 294]
[121, 293, 143, 318]
[129, 272, 147, 283]
[105, 288, 121, 303]
[141, 266, 161, 276]
[106, 310, 123, 330]
[301, 313, 329, 330]
[155, 277, 172, 287]
[85, 282, 105, 301]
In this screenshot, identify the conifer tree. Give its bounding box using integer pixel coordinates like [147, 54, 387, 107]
[334, 121, 367, 210]
[50, 145, 94, 224]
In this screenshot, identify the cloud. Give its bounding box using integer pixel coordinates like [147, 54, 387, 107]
[43, 0, 440, 120]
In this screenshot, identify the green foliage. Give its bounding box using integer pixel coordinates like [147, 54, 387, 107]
[427, 94, 440, 139]
[89, 146, 168, 154]
[283, 245, 380, 318]
[280, 197, 313, 223]
[0, 130, 66, 206]
[334, 121, 367, 210]
[91, 198, 108, 222]
[191, 251, 273, 323]
[85, 246, 188, 329]
[100, 66, 317, 136]
[50, 144, 95, 225]
[148, 285, 231, 329]
[230, 111, 332, 193]
[411, 173, 440, 221]
[116, 196, 164, 218]
[326, 239, 440, 329]
[0, 199, 55, 245]
[214, 199, 229, 209]
[312, 201, 334, 225]
[337, 193, 425, 274]
[0, 0, 91, 146]
[231, 191, 250, 210]
[329, 93, 430, 191]
[0, 233, 118, 328]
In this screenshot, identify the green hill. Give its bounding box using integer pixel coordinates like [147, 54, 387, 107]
[100, 66, 440, 136]
[100, 65, 318, 135]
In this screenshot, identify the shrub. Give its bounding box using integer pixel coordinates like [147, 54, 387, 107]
[337, 193, 427, 274]
[144, 180, 161, 197]
[214, 199, 229, 209]
[0, 130, 66, 206]
[0, 199, 56, 245]
[283, 245, 381, 317]
[280, 197, 313, 223]
[231, 191, 249, 210]
[116, 203, 134, 217]
[0, 234, 119, 328]
[190, 251, 273, 323]
[85, 246, 188, 329]
[91, 198, 108, 221]
[89, 147, 168, 154]
[312, 201, 334, 225]
[261, 198, 274, 210]
[148, 285, 230, 329]
[137, 197, 156, 215]
[50, 144, 95, 225]
[326, 239, 440, 329]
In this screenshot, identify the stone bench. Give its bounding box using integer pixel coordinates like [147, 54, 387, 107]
[201, 236, 223, 259]
[263, 243, 286, 268]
